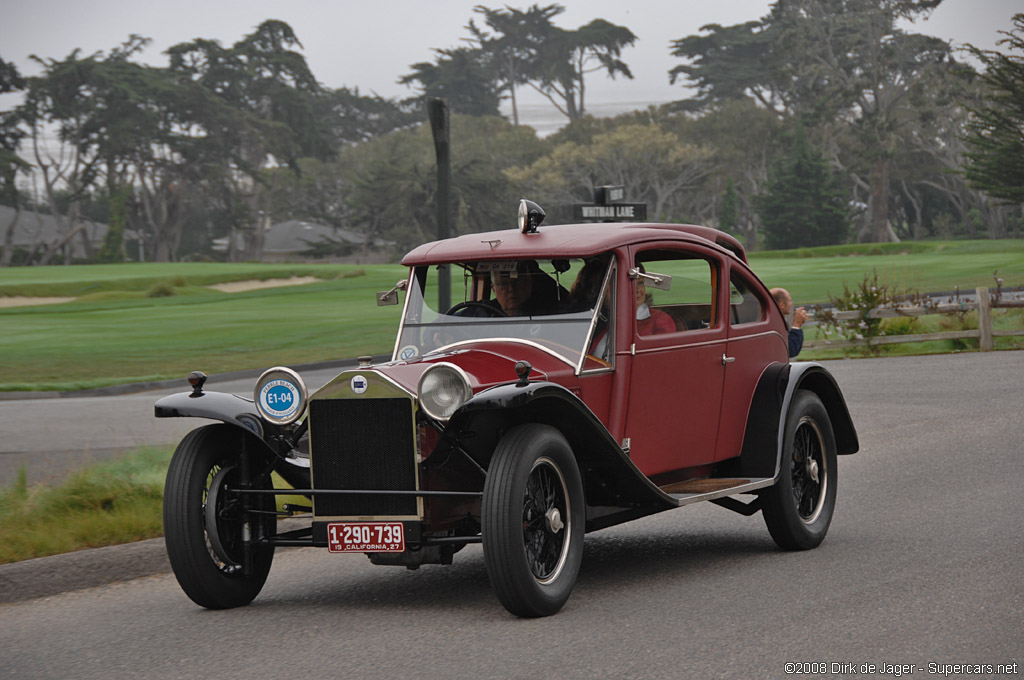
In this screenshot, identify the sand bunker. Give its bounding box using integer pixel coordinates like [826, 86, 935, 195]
[0, 276, 320, 307]
[0, 296, 76, 308]
[207, 276, 320, 293]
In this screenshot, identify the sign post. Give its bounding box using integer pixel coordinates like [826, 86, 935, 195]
[427, 97, 451, 311]
[573, 185, 647, 222]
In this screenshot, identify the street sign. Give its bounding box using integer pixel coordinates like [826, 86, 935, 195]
[595, 185, 626, 204]
[573, 203, 647, 221]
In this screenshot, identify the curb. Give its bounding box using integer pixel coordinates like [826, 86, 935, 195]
[0, 517, 312, 604]
[0, 538, 170, 604]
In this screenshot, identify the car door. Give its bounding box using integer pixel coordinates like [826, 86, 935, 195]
[623, 245, 728, 477]
[716, 265, 789, 462]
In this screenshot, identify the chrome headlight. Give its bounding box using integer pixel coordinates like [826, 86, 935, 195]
[254, 366, 308, 425]
[418, 363, 472, 421]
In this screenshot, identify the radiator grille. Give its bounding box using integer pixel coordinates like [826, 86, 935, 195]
[309, 398, 418, 517]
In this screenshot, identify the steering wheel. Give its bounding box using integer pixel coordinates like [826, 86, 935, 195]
[447, 301, 508, 317]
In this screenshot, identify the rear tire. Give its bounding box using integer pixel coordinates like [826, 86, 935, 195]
[482, 424, 585, 617]
[761, 390, 838, 550]
[163, 424, 276, 609]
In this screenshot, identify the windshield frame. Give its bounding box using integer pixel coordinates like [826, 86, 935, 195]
[390, 257, 616, 375]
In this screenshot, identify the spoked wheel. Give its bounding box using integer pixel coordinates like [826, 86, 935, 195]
[761, 390, 838, 550]
[163, 424, 276, 609]
[482, 424, 584, 617]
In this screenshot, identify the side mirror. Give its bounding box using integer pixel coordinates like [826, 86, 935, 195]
[629, 267, 672, 291]
[377, 279, 407, 306]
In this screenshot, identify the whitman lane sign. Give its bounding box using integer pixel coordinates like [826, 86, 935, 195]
[572, 185, 647, 222]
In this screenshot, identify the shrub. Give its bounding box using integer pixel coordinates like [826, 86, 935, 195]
[938, 310, 979, 351]
[146, 282, 177, 298]
[877, 316, 921, 354]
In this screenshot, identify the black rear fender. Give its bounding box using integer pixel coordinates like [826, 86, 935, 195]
[725, 362, 859, 480]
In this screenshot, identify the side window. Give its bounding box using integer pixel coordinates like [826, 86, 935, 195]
[729, 272, 765, 325]
[634, 252, 717, 334]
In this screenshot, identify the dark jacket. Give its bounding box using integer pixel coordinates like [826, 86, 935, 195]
[788, 327, 803, 358]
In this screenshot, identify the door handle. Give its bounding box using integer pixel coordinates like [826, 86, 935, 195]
[722, 353, 736, 365]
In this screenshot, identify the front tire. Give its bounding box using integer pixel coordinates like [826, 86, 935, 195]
[482, 424, 585, 617]
[163, 424, 276, 609]
[761, 390, 838, 550]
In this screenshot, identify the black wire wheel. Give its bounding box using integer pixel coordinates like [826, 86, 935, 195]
[163, 424, 276, 609]
[482, 424, 585, 617]
[761, 390, 838, 550]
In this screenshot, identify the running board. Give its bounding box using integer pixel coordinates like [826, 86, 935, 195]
[662, 477, 774, 507]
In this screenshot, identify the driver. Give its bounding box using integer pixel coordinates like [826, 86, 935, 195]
[490, 261, 563, 316]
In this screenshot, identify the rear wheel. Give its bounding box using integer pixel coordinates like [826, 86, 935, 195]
[482, 424, 585, 617]
[163, 424, 276, 609]
[761, 390, 838, 550]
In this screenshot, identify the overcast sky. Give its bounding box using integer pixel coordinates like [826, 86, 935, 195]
[1, 0, 1020, 122]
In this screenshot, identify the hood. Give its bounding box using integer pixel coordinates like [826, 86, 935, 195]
[311, 341, 574, 401]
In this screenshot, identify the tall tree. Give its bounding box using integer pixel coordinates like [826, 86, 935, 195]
[757, 126, 848, 249]
[318, 86, 422, 145]
[467, 4, 561, 125]
[1, 57, 29, 266]
[507, 123, 713, 222]
[17, 48, 109, 264]
[963, 14, 1024, 205]
[670, 0, 956, 243]
[400, 47, 503, 117]
[167, 20, 332, 260]
[532, 16, 637, 121]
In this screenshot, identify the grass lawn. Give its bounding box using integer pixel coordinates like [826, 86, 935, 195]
[1, 263, 406, 390]
[0, 447, 308, 564]
[747, 239, 1024, 305]
[1, 240, 1022, 390]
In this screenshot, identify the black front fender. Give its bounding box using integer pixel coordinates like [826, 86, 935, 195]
[155, 391, 312, 490]
[155, 391, 266, 440]
[443, 381, 677, 526]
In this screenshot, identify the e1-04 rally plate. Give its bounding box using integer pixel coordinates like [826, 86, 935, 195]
[327, 522, 405, 553]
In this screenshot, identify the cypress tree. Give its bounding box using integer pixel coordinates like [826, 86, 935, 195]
[757, 126, 847, 250]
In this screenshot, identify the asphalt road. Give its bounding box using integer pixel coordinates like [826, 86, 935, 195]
[0, 363, 351, 487]
[1, 352, 1022, 679]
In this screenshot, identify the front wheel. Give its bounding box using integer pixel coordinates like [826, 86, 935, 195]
[482, 424, 585, 617]
[761, 390, 838, 550]
[163, 424, 276, 609]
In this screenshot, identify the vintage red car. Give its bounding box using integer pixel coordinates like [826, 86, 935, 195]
[156, 200, 859, 617]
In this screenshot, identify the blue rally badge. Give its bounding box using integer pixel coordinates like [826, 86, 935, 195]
[259, 379, 301, 420]
[351, 375, 369, 394]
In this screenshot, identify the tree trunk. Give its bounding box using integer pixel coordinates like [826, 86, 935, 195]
[38, 223, 87, 266]
[1, 202, 21, 267]
[509, 79, 519, 126]
[869, 160, 899, 242]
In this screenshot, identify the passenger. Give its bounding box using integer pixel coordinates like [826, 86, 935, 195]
[571, 257, 613, 359]
[770, 287, 807, 357]
[570, 257, 609, 312]
[635, 266, 675, 336]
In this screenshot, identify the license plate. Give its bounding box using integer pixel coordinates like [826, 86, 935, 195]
[327, 522, 405, 553]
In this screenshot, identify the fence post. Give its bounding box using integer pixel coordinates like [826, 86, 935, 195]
[976, 286, 994, 351]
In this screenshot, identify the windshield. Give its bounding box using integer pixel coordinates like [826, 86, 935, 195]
[394, 256, 615, 371]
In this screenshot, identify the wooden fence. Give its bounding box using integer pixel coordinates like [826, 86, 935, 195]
[803, 286, 1024, 352]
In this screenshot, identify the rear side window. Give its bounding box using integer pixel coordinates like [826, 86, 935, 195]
[729, 272, 765, 325]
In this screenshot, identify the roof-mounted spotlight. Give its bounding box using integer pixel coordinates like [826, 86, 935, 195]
[518, 199, 546, 234]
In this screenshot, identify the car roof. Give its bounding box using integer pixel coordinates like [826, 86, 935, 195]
[401, 222, 748, 265]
